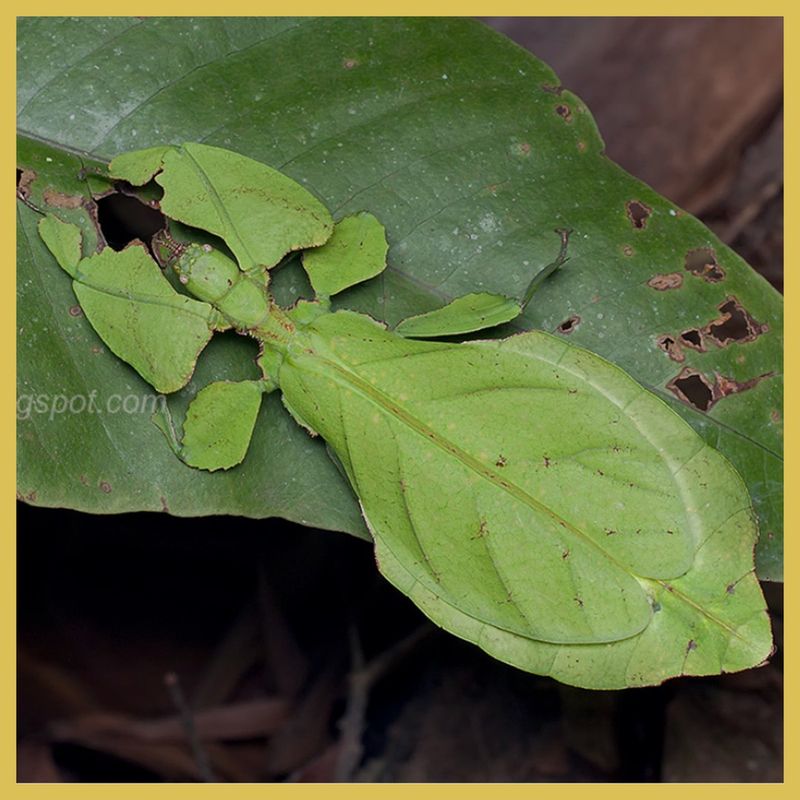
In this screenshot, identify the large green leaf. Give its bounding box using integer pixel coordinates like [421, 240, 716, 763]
[16, 17, 782, 578]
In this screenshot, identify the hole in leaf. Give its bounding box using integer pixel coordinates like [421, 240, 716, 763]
[656, 335, 684, 363]
[625, 200, 651, 229]
[96, 193, 166, 252]
[667, 370, 714, 411]
[557, 315, 580, 334]
[667, 367, 774, 412]
[680, 329, 704, 350]
[684, 247, 725, 282]
[707, 298, 768, 345]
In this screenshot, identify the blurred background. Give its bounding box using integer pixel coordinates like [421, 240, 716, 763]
[18, 17, 783, 783]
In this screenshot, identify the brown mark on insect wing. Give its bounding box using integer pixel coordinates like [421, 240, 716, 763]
[656, 335, 685, 363]
[686, 639, 698, 652]
[648, 272, 683, 291]
[99, 481, 112, 493]
[557, 315, 580, 334]
[574, 596, 584, 608]
[667, 367, 775, 412]
[495, 455, 507, 468]
[684, 247, 725, 282]
[160, 496, 169, 512]
[472, 519, 489, 540]
[561, 548, 570, 559]
[542, 456, 551, 468]
[625, 200, 652, 229]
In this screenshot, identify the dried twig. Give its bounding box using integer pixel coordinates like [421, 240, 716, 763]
[164, 671, 216, 782]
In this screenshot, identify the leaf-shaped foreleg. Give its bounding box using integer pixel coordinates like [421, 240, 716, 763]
[38, 215, 224, 394]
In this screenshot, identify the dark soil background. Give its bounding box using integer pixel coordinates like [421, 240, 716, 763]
[17, 17, 783, 783]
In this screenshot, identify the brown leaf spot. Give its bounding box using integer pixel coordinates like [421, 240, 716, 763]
[648, 272, 683, 291]
[656, 335, 685, 363]
[576, 140, 587, 153]
[771, 409, 781, 424]
[622, 244, 635, 257]
[686, 639, 698, 652]
[684, 247, 725, 282]
[555, 104, 572, 122]
[541, 83, 563, 95]
[626, 200, 652, 229]
[68, 305, 83, 317]
[99, 481, 112, 493]
[342, 57, 359, 69]
[516, 142, 531, 156]
[557, 315, 580, 334]
[43, 188, 84, 209]
[17, 167, 37, 200]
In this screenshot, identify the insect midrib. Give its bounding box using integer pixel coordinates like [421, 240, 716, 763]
[74, 278, 217, 322]
[179, 146, 259, 271]
[292, 347, 745, 641]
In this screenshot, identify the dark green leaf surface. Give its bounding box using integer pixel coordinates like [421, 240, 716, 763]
[17, 17, 782, 577]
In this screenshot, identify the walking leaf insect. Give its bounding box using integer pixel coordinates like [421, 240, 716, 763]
[38, 143, 772, 690]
